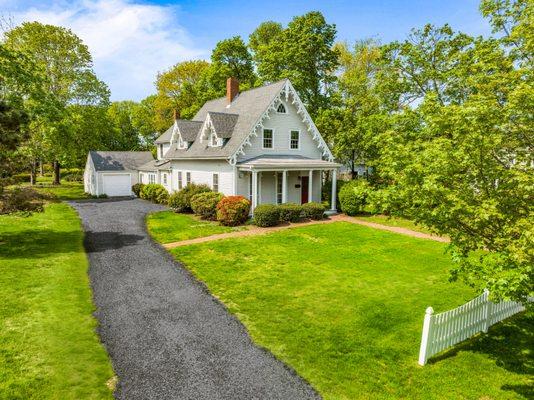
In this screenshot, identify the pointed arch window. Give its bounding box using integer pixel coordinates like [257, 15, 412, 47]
[277, 103, 287, 114]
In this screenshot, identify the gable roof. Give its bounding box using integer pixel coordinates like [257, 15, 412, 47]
[207, 112, 238, 138]
[160, 79, 333, 162]
[164, 79, 287, 160]
[89, 151, 154, 172]
[154, 125, 173, 144]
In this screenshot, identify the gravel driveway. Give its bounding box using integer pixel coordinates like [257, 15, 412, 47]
[71, 198, 319, 400]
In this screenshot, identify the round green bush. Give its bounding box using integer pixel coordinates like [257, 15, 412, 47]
[168, 183, 211, 212]
[140, 184, 167, 203]
[278, 203, 303, 223]
[132, 183, 145, 197]
[338, 179, 370, 216]
[302, 202, 325, 220]
[191, 191, 224, 220]
[216, 196, 250, 226]
[253, 204, 280, 227]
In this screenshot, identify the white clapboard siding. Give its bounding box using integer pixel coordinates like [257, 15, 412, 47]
[418, 290, 529, 365]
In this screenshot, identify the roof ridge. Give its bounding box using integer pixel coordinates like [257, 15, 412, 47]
[201, 79, 288, 105]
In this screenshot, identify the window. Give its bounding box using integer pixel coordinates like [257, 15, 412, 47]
[148, 174, 156, 184]
[177, 136, 186, 149]
[276, 172, 283, 204]
[163, 173, 167, 185]
[177, 171, 183, 189]
[210, 133, 221, 147]
[263, 129, 273, 148]
[277, 103, 286, 113]
[186, 172, 191, 186]
[159, 144, 163, 157]
[290, 130, 299, 149]
[213, 173, 219, 192]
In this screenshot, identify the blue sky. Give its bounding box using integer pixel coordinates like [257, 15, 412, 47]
[3, 0, 492, 101]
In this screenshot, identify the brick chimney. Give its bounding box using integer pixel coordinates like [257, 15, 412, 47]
[226, 77, 239, 104]
[173, 109, 180, 121]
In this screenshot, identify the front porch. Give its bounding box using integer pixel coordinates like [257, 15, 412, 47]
[236, 156, 341, 213]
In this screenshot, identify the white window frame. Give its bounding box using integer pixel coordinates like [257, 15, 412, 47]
[213, 173, 219, 192]
[148, 173, 156, 184]
[262, 128, 274, 149]
[275, 172, 283, 204]
[177, 171, 183, 190]
[177, 135, 187, 149]
[186, 172, 191, 186]
[289, 129, 300, 150]
[209, 132, 222, 147]
[276, 103, 287, 114]
[163, 173, 167, 185]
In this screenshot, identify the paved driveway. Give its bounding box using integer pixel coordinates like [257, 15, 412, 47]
[71, 199, 319, 400]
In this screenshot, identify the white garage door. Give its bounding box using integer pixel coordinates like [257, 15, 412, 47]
[102, 174, 132, 196]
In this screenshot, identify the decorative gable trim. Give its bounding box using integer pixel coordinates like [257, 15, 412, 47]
[169, 121, 188, 150]
[200, 113, 223, 147]
[228, 80, 333, 165]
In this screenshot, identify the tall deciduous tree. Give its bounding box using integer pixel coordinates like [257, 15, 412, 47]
[251, 11, 339, 116]
[211, 36, 256, 86]
[4, 22, 109, 184]
[375, 19, 533, 301]
[154, 60, 210, 130]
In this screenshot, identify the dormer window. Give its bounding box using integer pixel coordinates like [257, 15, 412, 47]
[177, 136, 187, 149]
[277, 103, 287, 114]
[209, 132, 222, 147]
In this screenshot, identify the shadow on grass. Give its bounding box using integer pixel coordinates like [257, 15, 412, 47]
[429, 311, 533, 398]
[83, 231, 144, 253]
[0, 229, 84, 259]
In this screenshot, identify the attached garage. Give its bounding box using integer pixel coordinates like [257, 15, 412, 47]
[84, 151, 154, 197]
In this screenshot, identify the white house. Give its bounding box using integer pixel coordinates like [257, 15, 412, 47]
[85, 78, 340, 210]
[84, 151, 154, 196]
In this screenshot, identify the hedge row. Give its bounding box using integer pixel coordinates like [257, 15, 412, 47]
[253, 202, 325, 227]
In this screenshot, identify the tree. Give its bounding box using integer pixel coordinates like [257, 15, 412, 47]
[211, 36, 255, 86]
[375, 21, 533, 302]
[131, 95, 158, 149]
[249, 21, 283, 68]
[154, 60, 210, 130]
[251, 11, 339, 116]
[4, 22, 109, 184]
[317, 40, 385, 178]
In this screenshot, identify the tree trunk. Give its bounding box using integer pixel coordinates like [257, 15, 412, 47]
[30, 160, 37, 185]
[39, 160, 44, 176]
[53, 160, 61, 185]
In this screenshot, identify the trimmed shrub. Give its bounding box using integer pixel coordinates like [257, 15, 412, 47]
[216, 196, 250, 226]
[253, 204, 280, 227]
[140, 184, 168, 203]
[302, 202, 325, 220]
[167, 183, 211, 212]
[338, 179, 370, 216]
[191, 191, 224, 220]
[278, 203, 303, 223]
[132, 183, 145, 197]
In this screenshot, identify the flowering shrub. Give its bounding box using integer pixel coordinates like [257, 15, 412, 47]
[216, 196, 250, 226]
[191, 192, 224, 220]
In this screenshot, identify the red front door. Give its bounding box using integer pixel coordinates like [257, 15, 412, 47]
[301, 176, 309, 204]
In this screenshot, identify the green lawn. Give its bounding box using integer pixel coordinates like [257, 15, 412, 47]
[356, 214, 434, 235]
[168, 222, 532, 400]
[0, 203, 114, 399]
[32, 178, 89, 201]
[147, 211, 245, 243]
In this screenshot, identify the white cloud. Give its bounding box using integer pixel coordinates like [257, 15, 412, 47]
[8, 0, 207, 100]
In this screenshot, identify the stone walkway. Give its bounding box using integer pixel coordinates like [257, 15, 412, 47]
[163, 214, 449, 249]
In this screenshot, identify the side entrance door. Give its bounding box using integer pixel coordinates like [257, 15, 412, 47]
[300, 176, 309, 204]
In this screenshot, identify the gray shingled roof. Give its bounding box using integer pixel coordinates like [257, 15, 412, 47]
[154, 125, 173, 144]
[164, 79, 288, 160]
[177, 120, 203, 141]
[237, 155, 341, 170]
[89, 151, 154, 172]
[137, 159, 171, 171]
[208, 112, 238, 138]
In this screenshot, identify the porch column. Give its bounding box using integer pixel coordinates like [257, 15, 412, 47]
[308, 170, 313, 203]
[282, 170, 288, 203]
[331, 169, 337, 212]
[251, 170, 258, 211]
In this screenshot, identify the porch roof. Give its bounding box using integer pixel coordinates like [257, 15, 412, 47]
[237, 155, 341, 171]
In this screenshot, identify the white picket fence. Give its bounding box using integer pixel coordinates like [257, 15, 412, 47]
[418, 290, 527, 365]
